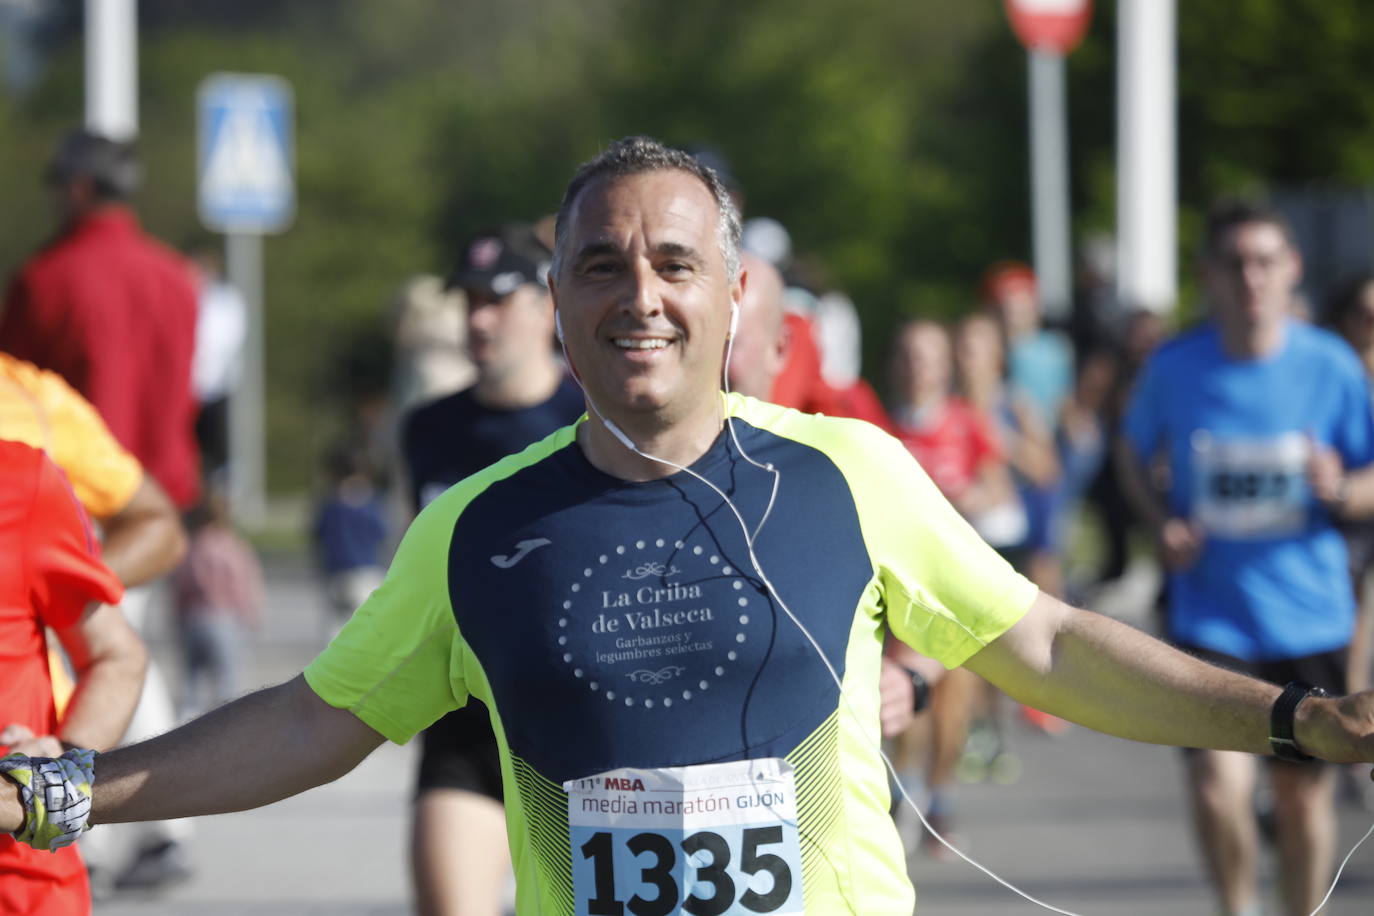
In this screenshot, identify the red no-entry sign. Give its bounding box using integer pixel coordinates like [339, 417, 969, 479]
[1004, 0, 1093, 55]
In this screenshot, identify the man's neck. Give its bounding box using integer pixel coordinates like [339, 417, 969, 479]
[64, 200, 124, 232]
[577, 395, 725, 482]
[472, 357, 563, 410]
[1217, 314, 1286, 360]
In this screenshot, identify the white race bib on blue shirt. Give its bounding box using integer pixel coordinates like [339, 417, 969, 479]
[1192, 431, 1309, 539]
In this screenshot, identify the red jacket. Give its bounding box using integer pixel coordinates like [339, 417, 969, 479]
[0, 207, 200, 507]
[771, 312, 842, 417]
[770, 312, 895, 432]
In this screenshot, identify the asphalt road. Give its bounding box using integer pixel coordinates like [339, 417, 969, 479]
[92, 555, 1374, 915]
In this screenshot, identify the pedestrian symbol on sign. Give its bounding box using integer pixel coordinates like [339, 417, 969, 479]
[198, 74, 295, 234]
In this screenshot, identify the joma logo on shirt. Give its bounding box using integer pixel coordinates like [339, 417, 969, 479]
[490, 538, 551, 568]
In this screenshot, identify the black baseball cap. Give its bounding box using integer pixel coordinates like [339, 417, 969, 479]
[446, 223, 551, 298]
[44, 128, 141, 198]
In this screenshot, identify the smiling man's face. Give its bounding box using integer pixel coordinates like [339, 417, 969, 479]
[551, 169, 741, 426]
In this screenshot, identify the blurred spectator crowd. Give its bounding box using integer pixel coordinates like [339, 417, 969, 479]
[4, 126, 1374, 916]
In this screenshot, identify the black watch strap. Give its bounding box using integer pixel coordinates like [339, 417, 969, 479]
[1269, 681, 1328, 762]
[902, 666, 930, 714]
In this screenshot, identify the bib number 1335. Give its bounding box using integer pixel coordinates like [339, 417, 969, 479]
[580, 825, 793, 915]
[566, 759, 804, 916]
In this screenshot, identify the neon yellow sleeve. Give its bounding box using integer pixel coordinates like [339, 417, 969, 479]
[799, 412, 1038, 667]
[303, 488, 469, 744]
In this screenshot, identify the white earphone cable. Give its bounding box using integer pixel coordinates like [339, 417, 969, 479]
[605, 411, 1088, 916]
[556, 305, 1369, 916]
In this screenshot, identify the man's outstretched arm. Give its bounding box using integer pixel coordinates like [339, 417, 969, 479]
[964, 591, 1374, 763]
[1, 674, 385, 832]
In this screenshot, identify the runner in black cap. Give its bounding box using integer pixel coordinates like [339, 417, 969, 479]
[403, 222, 583, 916]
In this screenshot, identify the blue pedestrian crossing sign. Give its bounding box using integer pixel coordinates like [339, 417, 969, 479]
[198, 73, 295, 234]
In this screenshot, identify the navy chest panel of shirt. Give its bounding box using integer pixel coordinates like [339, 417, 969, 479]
[403, 377, 585, 509]
[447, 420, 874, 784]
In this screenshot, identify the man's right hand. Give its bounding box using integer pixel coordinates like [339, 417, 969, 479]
[1158, 517, 1203, 570]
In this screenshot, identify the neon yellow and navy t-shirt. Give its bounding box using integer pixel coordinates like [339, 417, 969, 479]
[305, 393, 1037, 915]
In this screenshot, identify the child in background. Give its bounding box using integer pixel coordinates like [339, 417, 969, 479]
[312, 445, 388, 641]
[171, 489, 264, 720]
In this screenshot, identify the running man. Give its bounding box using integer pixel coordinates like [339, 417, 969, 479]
[1120, 200, 1374, 916]
[6, 138, 1374, 916]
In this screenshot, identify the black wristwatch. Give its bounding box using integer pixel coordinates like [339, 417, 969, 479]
[902, 666, 930, 714]
[1269, 681, 1328, 762]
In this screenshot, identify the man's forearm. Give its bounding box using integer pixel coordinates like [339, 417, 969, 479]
[967, 592, 1282, 753]
[60, 652, 146, 751]
[90, 675, 383, 825]
[100, 477, 187, 588]
[55, 602, 147, 751]
[101, 523, 180, 589]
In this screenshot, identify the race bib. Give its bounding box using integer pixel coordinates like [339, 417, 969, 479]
[1192, 431, 1309, 538]
[565, 758, 804, 916]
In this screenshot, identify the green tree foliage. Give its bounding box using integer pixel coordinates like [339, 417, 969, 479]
[1070, 0, 1374, 308]
[2, 0, 1373, 497]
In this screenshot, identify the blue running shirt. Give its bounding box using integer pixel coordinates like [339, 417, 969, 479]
[1123, 321, 1374, 660]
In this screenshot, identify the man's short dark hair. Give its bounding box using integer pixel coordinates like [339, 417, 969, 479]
[551, 136, 742, 282]
[1202, 198, 1298, 260]
[45, 128, 141, 200]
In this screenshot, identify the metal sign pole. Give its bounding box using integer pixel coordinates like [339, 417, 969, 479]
[1028, 48, 1073, 322]
[84, 0, 137, 139]
[226, 232, 266, 526]
[1116, 0, 1177, 315]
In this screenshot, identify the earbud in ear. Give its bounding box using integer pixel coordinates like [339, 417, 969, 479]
[555, 311, 564, 342]
[728, 302, 739, 339]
